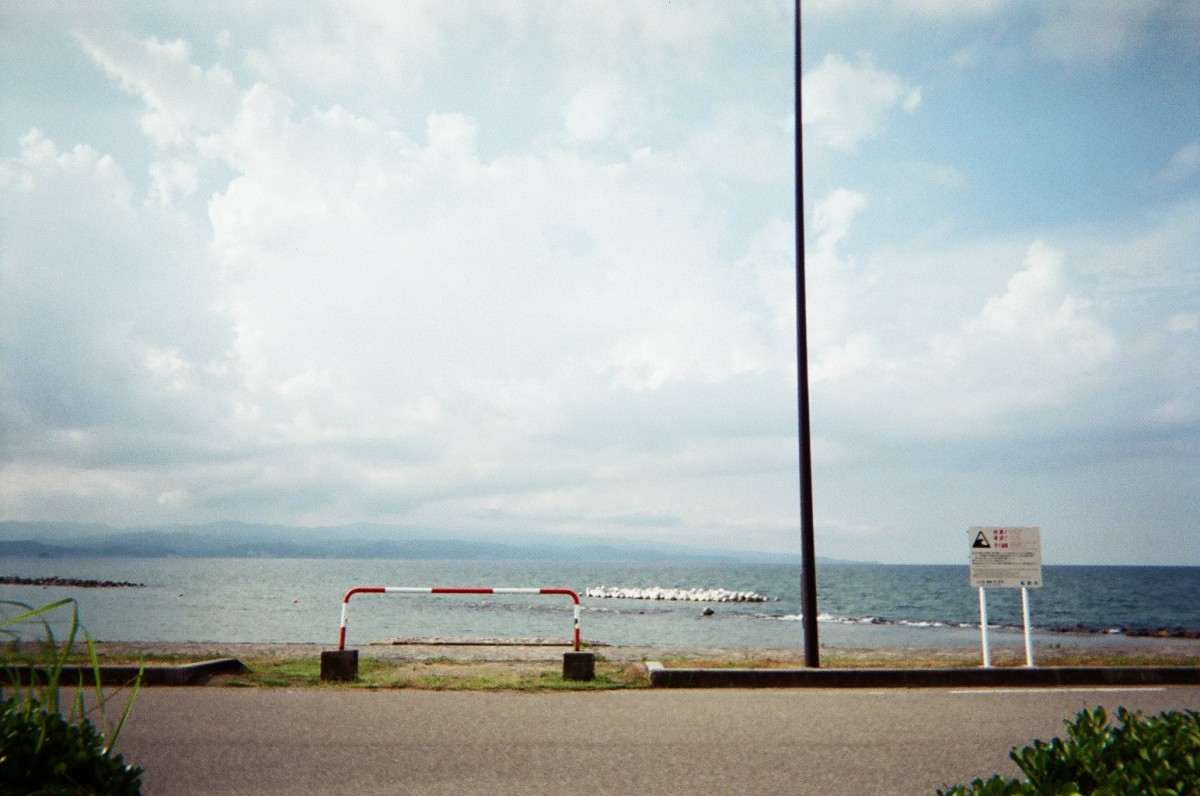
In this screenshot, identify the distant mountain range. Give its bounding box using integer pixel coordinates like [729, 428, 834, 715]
[0, 520, 831, 564]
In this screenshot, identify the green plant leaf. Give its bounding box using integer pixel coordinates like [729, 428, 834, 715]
[0, 599, 144, 793]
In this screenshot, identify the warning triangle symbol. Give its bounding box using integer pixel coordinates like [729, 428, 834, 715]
[972, 531, 990, 549]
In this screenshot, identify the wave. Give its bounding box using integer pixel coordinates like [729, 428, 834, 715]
[773, 613, 1200, 639]
[775, 613, 967, 628]
[585, 586, 773, 603]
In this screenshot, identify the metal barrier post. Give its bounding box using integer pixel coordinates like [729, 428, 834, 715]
[337, 586, 582, 651]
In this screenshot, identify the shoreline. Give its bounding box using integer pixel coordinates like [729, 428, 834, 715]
[29, 634, 1200, 667]
[9, 637, 1197, 689]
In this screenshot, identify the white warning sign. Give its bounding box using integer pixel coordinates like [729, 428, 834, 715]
[968, 526, 1042, 588]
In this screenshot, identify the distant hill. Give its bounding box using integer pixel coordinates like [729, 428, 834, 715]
[0, 520, 834, 564]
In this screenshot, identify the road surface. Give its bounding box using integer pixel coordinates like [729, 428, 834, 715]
[114, 685, 1200, 795]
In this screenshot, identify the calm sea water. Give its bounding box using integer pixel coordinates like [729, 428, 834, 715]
[2, 557, 1198, 651]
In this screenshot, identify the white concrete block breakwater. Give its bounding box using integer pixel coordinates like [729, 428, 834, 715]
[585, 586, 772, 603]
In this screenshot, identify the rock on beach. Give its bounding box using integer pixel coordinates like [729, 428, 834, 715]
[0, 575, 146, 589]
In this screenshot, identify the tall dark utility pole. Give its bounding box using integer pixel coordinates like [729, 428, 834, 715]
[794, 0, 820, 668]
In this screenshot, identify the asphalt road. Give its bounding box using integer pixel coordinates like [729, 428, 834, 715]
[114, 685, 1200, 795]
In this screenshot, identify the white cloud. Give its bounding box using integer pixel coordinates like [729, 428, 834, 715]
[0, 131, 234, 470]
[944, 242, 1117, 397]
[806, 0, 1012, 22]
[243, 2, 448, 103]
[812, 187, 866, 256]
[802, 54, 920, 151]
[802, 189, 1131, 438]
[1, 24, 805, 539]
[679, 106, 793, 185]
[550, 0, 723, 62]
[77, 31, 241, 148]
[1030, 1, 1156, 67]
[807, 187, 870, 354]
[1159, 142, 1200, 184]
[3, 1, 1197, 563]
[562, 78, 626, 144]
[1166, 314, 1199, 335]
[1081, 202, 1200, 300]
[890, 0, 1013, 18]
[811, 332, 879, 384]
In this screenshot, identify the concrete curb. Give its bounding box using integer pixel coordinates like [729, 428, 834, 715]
[645, 662, 1200, 688]
[5, 658, 248, 687]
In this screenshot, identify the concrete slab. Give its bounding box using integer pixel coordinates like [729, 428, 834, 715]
[645, 662, 1200, 688]
[4, 658, 247, 687]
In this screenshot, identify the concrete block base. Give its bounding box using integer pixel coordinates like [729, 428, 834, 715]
[562, 651, 595, 681]
[320, 649, 359, 682]
[644, 662, 1200, 689]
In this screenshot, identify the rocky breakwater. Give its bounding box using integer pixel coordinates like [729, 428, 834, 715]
[585, 586, 772, 603]
[0, 575, 145, 589]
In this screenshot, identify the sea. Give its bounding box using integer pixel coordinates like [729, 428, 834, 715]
[2, 557, 1199, 652]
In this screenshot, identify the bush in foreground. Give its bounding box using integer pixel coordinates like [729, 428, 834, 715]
[939, 706, 1200, 795]
[1, 695, 142, 795]
[1, 599, 143, 795]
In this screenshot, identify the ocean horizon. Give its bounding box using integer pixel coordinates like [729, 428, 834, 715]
[2, 557, 1198, 652]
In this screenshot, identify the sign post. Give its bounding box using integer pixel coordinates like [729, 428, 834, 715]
[968, 526, 1042, 668]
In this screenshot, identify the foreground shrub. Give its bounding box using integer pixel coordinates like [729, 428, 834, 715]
[1, 694, 142, 795]
[1, 599, 143, 795]
[939, 706, 1200, 795]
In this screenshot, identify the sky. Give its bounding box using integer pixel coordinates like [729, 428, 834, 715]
[1, 1, 1198, 565]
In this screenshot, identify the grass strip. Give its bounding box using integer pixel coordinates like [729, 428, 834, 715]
[21, 646, 1199, 690]
[214, 657, 649, 690]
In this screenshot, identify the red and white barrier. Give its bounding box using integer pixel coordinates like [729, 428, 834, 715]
[337, 587, 582, 651]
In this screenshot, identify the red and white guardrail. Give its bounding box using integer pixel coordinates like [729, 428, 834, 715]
[337, 587, 582, 651]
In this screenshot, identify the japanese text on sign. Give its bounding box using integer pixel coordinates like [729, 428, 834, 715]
[969, 526, 1042, 588]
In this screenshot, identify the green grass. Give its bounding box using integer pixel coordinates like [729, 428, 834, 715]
[365, 666, 645, 691]
[220, 657, 326, 688]
[208, 657, 649, 690]
[26, 643, 1200, 691]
